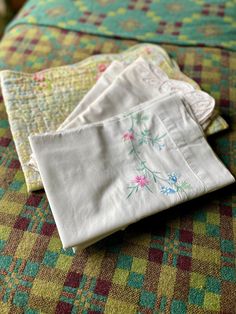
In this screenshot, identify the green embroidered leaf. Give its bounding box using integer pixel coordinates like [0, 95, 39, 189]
[127, 185, 139, 198]
[145, 185, 153, 193]
[125, 114, 191, 199]
[142, 129, 150, 136]
[138, 139, 144, 145]
[134, 113, 149, 125]
[127, 189, 134, 199]
[176, 181, 192, 191]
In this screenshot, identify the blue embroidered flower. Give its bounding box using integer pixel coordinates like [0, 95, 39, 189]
[160, 186, 177, 195]
[168, 172, 178, 184]
[123, 114, 191, 198]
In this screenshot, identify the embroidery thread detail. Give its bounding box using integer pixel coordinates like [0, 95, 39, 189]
[124, 113, 191, 198]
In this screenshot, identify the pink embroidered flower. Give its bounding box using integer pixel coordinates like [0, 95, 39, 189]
[33, 72, 45, 82]
[133, 175, 149, 187]
[98, 63, 107, 72]
[145, 47, 152, 54]
[123, 132, 135, 141]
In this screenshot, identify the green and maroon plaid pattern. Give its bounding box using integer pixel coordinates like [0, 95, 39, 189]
[6, 0, 236, 51]
[0, 24, 235, 313]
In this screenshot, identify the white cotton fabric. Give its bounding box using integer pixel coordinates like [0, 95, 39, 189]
[29, 61, 126, 171]
[59, 61, 126, 129]
[29, 93, 235, 249]
[30, 58, 215, 171]
[59, 57, 215, 131]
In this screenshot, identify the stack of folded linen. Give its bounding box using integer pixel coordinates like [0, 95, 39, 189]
[1, 44, 234, 250]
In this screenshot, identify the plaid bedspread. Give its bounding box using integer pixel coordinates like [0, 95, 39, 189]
[0, 23, 235, 314]
[6, 0, 236, 51]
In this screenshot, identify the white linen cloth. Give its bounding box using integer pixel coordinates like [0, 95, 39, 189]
[59, 57, 215, 131]
[29, 93, 235, 249]
[30, 58, 215, 172]
[29, 60, 126, 171]
[59, 61, 126, 129]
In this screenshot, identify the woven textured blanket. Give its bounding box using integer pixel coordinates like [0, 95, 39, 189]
[0, 23, 235, 314]
[6, 0, 236, 51]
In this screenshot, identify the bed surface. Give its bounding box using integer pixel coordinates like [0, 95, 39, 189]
[0, 2, 235, 313]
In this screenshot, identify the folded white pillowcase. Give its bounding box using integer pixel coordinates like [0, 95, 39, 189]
[59, 60, 126, 130]
[29, 60, 126, 171]
[30, 58, 215, 170]
[29, 93, 235, 249]
[59, 57, 215, 131]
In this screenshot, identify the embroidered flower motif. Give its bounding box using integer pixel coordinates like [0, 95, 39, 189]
[132, 175, 149, 188]
[123, 113, 191, 198]
[98, 63, 107, 72]
[160, 173, 191, 195]
[133, 113, 148, 125]
[127, 175, 152, 198]
[123, 132, 135, 141]
[33, 72, 45, 82]
[168, 172, 178, 184]
[137, 129, 166, 150]
[160, 186, 176, 195]
[33, 72, 52, 92]
[145, 47, 152, 54]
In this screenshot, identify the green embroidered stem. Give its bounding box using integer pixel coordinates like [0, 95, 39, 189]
[130, 138, 168, 184]
[125, 113, 191, 198]
[127, 185, 138, 199]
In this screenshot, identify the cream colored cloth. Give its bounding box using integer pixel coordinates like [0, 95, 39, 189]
[30, 58, 215, 172]
[60, 58, 215, 131]
[59, 61, 126, 129]
[29, 93, 235, 249]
